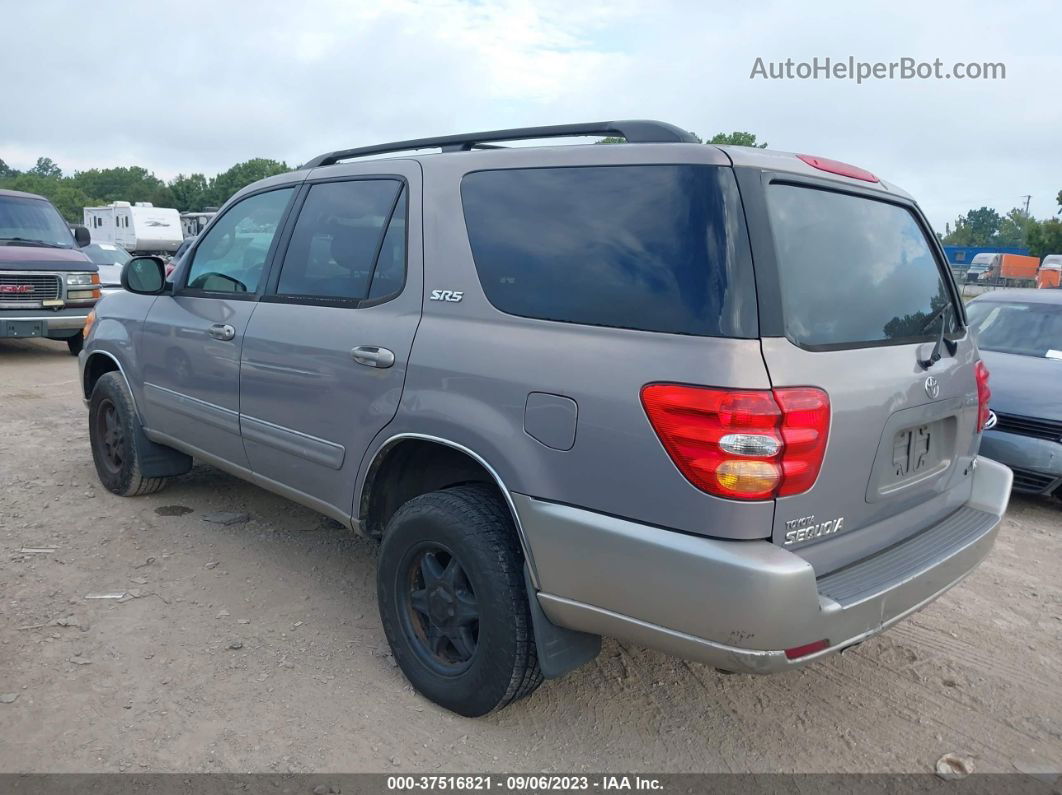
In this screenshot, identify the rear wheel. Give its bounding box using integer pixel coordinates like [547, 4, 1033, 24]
[377, 484, 542, 716]
[89, 372, 167, 496]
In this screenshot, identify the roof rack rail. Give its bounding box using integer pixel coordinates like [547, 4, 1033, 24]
[303, 120, 698, 168]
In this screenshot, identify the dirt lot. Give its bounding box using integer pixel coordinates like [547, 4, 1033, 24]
[1, 336, 1060, 775]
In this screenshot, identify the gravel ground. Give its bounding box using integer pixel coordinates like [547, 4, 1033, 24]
[1, 337, 1060, 775]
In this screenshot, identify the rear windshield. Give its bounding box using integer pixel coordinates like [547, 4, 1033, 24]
[967, 300, 1062, 358]
[767, 185, 955, 349]
[461, 165, 756, 338]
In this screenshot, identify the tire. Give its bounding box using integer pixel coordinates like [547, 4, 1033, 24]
[88, 371, 167, 497]
[377, 484, 542, 716]
[66, 332, 84, 356]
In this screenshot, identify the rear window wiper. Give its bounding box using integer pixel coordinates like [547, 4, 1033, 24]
[918, 302, 958, 369]
[0, 237, 67, 248]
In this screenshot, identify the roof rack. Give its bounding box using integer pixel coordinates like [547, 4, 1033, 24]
[303, 120, 698, 168]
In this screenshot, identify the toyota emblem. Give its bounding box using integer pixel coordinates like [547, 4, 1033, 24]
[924, 376, 940, 399]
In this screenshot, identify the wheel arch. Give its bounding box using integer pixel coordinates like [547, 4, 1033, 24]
[82, 350, 139, 417]
[358, 433, 540, 585]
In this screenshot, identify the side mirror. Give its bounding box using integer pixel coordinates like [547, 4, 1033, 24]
[121, 256, 167, 295]
[72, 225, 91, 247]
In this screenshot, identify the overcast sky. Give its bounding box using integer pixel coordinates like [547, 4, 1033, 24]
[3, 0, 1059, 231]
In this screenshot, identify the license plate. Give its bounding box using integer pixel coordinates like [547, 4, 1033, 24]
[1, 320, 44, 338]
[892, 423, 934, 479]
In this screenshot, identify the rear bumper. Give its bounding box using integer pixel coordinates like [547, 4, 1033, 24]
[0, 307, 92, 338]
[516, 456, 1011, 673]
[979, 430, 1062, 495]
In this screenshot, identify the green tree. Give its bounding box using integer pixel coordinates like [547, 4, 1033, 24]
[941, 206, 1003, 246]
[169, 173, 210, 212]
[50, 184, 98, 223]
[1027, 218, 1062, 259]
[73, 166, 167, 204]
[996, 208, 1037, 248]
[31, 157, 62, 178]
[1057, 189, 1061, 214]
[709, 131, 767, 148]
[207, 158, 290, 206]
[0, 158, 18, 178]
[2, 172, 56, 198]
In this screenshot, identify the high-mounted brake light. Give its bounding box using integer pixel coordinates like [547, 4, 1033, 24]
[641, 384, 830, 500]
[797, 154, 878, 183]
[975, 361, 991, 430]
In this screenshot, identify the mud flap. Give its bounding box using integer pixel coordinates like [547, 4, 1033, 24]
[524, 567, 601, 678]
[134, 424, 193, 478]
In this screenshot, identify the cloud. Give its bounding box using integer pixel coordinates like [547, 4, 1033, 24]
[2, 0, 1059, 229]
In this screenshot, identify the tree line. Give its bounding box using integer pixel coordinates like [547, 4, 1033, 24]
[940, 196, 1062, 259]
[0, 156, 290, 223]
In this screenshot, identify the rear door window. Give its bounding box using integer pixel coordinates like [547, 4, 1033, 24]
[460, 165, 756, 338]
[275, 179, 405, 304]
[766, 185, 956, 349]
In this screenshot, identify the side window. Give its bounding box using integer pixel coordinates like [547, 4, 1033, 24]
[276, 180, 404, 303]
[461, 165, 755, 337]
[185, 188, 293, 294]
[368, 187, 407, 300]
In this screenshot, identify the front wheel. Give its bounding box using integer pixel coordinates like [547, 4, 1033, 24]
[88, 372, 167, 496]
[377, 484, 542, 716]
[66, 332, 84, 356]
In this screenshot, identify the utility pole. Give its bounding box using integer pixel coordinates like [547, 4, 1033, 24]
[1020, 195, 1031, 215]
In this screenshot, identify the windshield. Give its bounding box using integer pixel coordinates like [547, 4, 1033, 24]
[967, 300, 1062, 358]
[83, 244, 131, 266]
[0, 195, 75, 248]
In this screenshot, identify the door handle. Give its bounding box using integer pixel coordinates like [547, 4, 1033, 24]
[208, 323, 236, 341]
[351, 346, 395, 368]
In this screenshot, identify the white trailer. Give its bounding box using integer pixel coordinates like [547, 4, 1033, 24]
[83, 202, 182, 254]
[180, 211, 216, 239]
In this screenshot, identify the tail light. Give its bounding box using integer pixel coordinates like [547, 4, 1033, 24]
[641, 384, 830, 500]
[975, 361, 991, 430]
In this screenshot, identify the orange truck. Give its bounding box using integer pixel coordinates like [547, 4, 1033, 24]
[980, 253, 1040, 286]
[1037, 254, 1062, 289]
